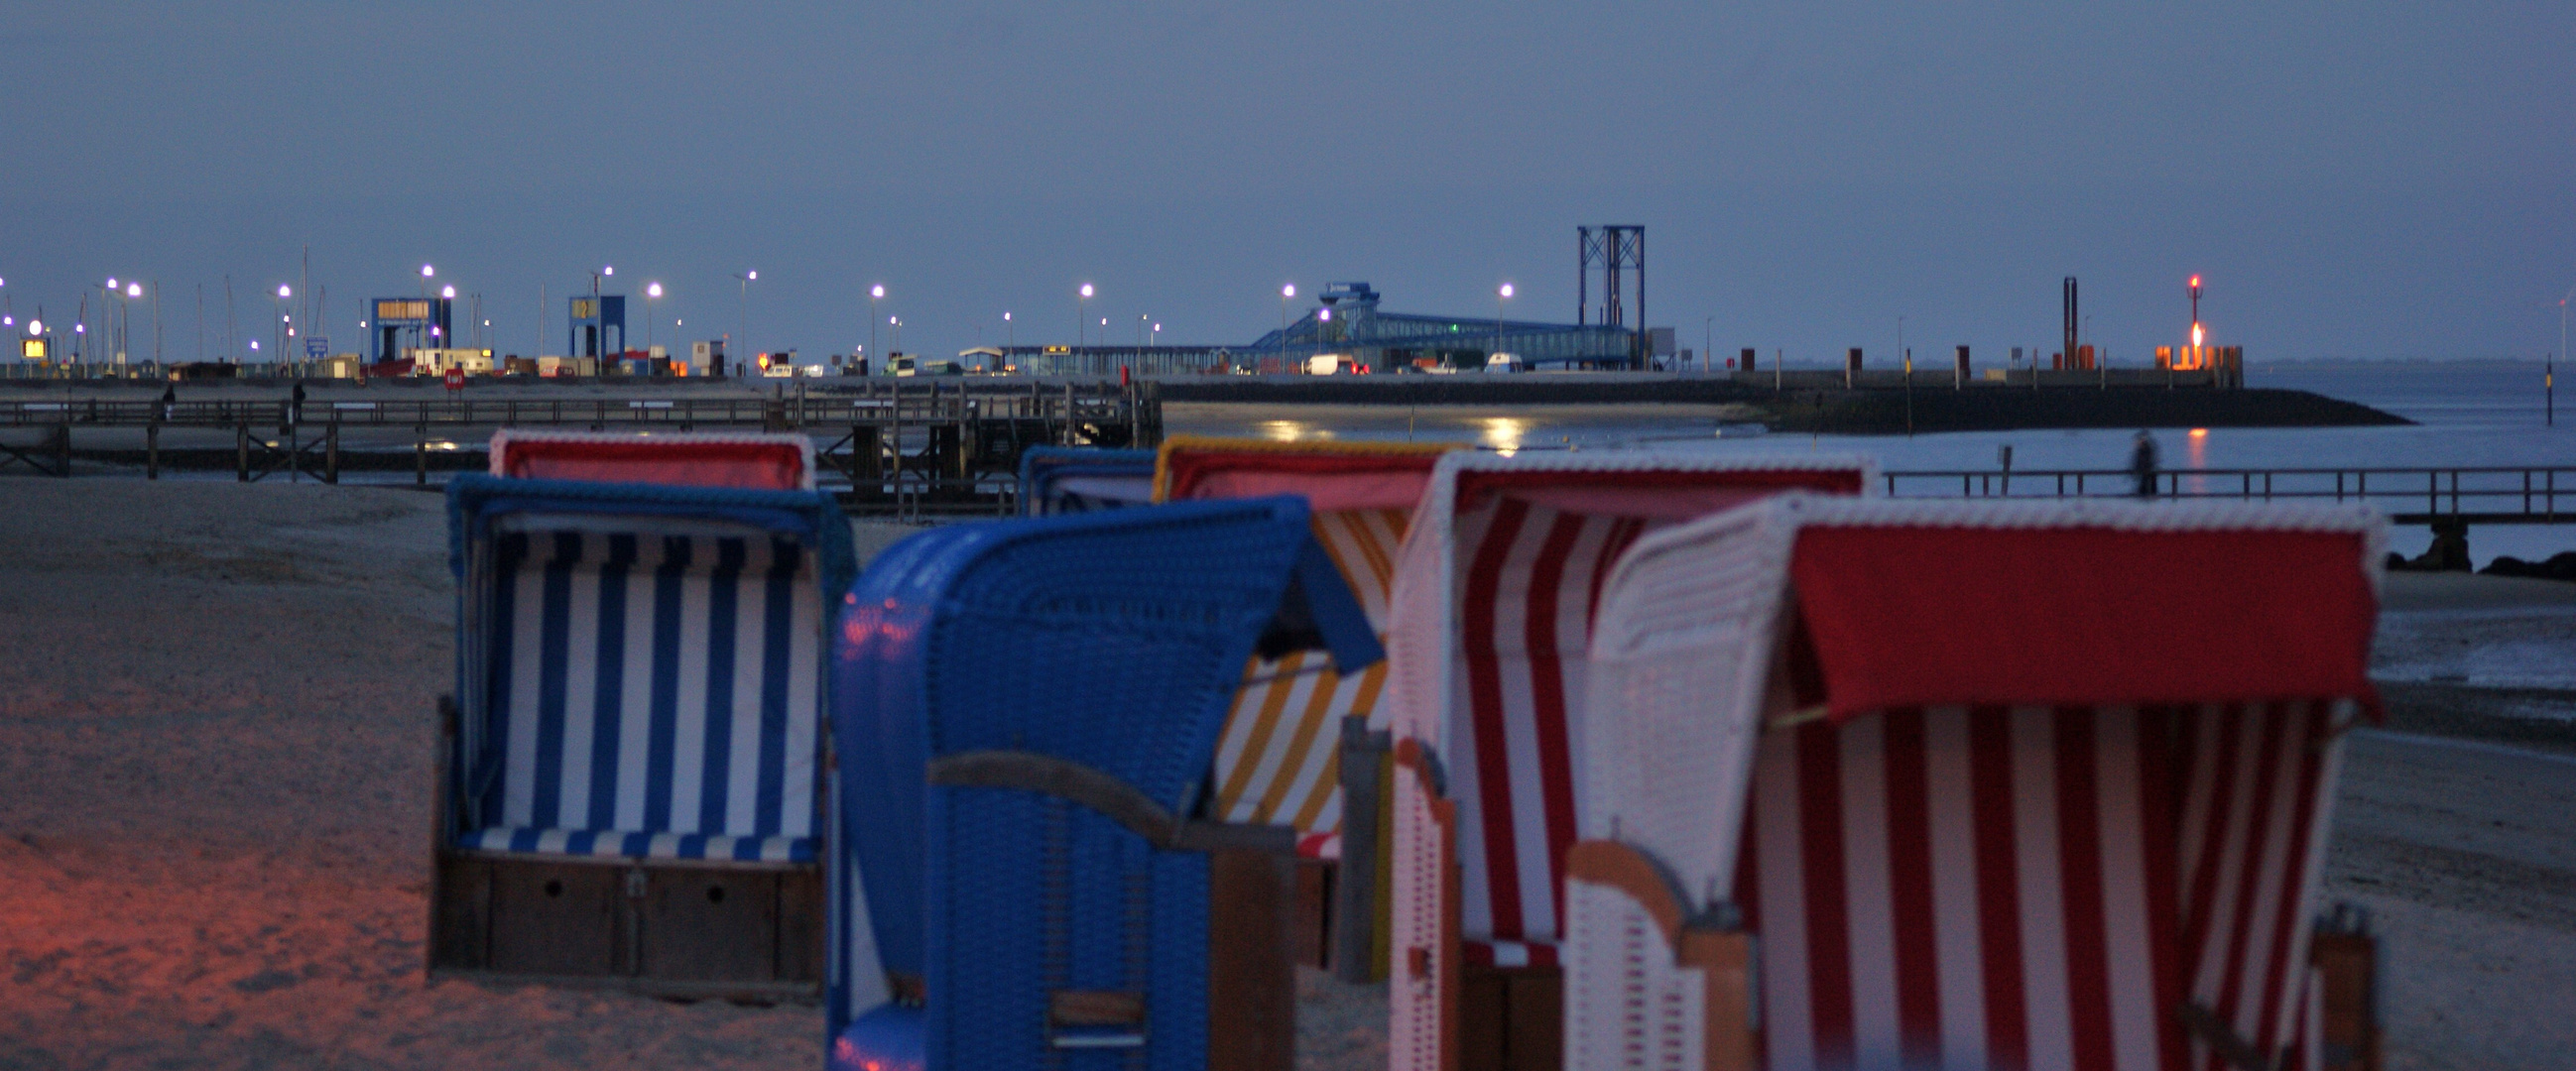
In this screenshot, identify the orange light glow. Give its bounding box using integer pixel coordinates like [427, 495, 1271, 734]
[2189, 275, 2201, 289]
[2189, 427, 2209, 437]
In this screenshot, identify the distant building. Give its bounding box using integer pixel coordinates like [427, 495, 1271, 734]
[973, 282, 1648, 376]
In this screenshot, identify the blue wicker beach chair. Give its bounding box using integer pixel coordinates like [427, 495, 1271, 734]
[1017, 446, 1159, 515]
[827, 497, 1385, 1071]
[430, 473, 857, 998]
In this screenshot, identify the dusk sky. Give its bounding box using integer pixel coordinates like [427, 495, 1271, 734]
[3, 2, 2568, 366]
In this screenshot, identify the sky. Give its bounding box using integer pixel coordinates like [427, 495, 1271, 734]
[2, 1, 2569, 366]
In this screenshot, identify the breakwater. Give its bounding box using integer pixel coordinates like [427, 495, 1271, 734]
[1156, 374, 2406, 432]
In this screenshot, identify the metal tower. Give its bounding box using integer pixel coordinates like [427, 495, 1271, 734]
[1578, 226, 1646, 367]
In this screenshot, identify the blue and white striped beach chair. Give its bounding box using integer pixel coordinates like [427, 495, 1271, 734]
[1017, 446, 1159, 515]
[430, 474, 858, 997]
[827, 497, 1385, 1071]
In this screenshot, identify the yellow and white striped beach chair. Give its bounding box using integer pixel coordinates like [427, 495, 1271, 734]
[1157, 435, 1458, 973]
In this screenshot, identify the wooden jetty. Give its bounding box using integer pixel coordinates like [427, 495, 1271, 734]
[0, 381, 1163, 518]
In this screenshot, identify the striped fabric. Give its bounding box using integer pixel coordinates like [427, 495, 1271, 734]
[1449, 499, 1653, 960]
[467, 527, 824, 861]
[1739, 706, 2183, 1071]
[1731, 702, 2347, 1071]
[2174, 702, 2347, 1071]
[1206, 506, 1411, 843]
[455, 827, 813, 863]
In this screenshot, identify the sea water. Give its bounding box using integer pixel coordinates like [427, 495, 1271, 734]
[1168, 362, 2576, 566]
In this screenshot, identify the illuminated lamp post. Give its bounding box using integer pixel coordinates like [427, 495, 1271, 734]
[127, 283, 144, 371]
[1003, 310, 1013, 370]
[2553, 282, 2572, 426]
[870, 284, 884, 370]
[1078, 283, 1093, 362]
[1280, 284, 1295, 372]
[275, 285, 293, 369]
[1496, 283, 1514, 370]
[646, 283, 663, 353]
[2188, 274, 2204, 370]
[733, 271, 758, 377]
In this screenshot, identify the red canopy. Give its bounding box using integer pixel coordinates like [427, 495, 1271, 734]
[494, 435, 811, 491]
[1158, 440, 1450, 510]
[1787, 525, 2380, 720]
[1455, 466, 1868, 519]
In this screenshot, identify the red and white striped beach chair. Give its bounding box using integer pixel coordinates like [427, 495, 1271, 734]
[1384, 452, 1873, 1071]
[1564, 495, 2386, 1071]
[489, 428, 818, 490]
[1157, 435, 1457, 972]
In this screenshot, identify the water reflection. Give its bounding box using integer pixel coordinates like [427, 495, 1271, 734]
[1254, 419, 1320, 442]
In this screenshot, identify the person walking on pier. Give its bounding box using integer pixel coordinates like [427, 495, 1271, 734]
[158, 384, 176, 423]
[2130, 429, 2159, 499]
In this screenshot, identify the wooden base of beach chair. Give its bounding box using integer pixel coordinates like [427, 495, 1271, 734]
[429, 851, 825, 1001]
[1292, 860, 1335, 970]
[1210, 847, 1300, 1071]
[426, 696, 823, 1001]
[1458, 962, 1563, 1071]
[2313, 904, 2381, 1071]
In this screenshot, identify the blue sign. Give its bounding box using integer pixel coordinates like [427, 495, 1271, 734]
[305, 337, 329, 358]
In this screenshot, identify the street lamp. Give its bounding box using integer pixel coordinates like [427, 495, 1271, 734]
[1280, 284, 1295, 369]
[2554, 282, 2573, 427]
[1004, 310, 1014, 360]
[1078, 283, 1093, 354]
[646, 282, 663, 352]
[870, 284, 884, 368]
[276, 285, 293, 367]
[1495, 283, 1514, 369]
[733, 271, 758, 377]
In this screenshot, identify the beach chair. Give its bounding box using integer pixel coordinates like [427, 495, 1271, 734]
[429, 473, 858, 998]
[1384, 452, 1873, 1071]
[1155, 435, 1457, 975]
[1019, 445, 1159, 514]
[1563, 494, 2386, 1071]
[827, 497, 1387, 1071]
[489, 428, 819, 490]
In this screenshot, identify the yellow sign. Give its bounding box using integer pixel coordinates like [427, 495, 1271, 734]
[1043, 344, 1070, 354]
[572, 299, 596, 319]
[21, 338, 46, 360]
[375, 298, 431, 320]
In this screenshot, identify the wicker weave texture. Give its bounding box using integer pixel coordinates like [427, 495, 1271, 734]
[829, 498, 1322, 1068]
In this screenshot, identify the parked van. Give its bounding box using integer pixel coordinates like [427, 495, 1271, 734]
[1485, 352, 1528, 373]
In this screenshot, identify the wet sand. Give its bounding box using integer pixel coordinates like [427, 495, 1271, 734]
[0, 479, 2568, 1069]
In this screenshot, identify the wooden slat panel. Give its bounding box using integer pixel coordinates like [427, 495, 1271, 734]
[642, 870, 779, 983]
[488, 861, 624, 977]
[1208, 848, 1296, 1071]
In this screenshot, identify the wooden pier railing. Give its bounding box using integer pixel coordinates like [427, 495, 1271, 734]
[1883, 466, 2574, 526]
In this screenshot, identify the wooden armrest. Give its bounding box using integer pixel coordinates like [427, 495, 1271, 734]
[1392, 738, 1450, 800]
[1567, 839, 1757, 1071]
[926, 750, 1293, 855]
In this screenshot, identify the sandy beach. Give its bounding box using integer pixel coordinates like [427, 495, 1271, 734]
[3, 479, 2572, 1069]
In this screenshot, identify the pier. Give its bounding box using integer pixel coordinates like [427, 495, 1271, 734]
[1884, 465, 2576, 527]
[0, 380, 1163, 517]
